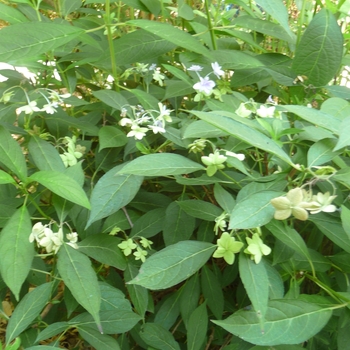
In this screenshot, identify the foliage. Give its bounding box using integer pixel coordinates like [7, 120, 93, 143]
[0, 0, 349, 349]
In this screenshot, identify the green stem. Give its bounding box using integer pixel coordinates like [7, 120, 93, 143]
[105, 0, 119, 90]
[296, 0, 307, 47]
[204, 0, 217, 50]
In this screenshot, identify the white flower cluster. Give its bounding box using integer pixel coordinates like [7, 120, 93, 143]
[119, 102, 173, 140]
[235, 99, 282, 119]
[16, 91, 70, 115]
[118, 236, 153, 263]
[29, 222, 78, 254]
[188, 62, 225, 99]
[271, 187, 337, 221]
[59, 136, 85, 167]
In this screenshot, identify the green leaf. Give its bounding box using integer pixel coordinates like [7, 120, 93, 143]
[0, 3, 29, 24]
[57, 244, 101, 332]
[187, 302, 208, 350]
[59, 0, 82, 16]
[106, 30, 176, 66]
[191, 111, 292, 165]
[308, 213, 350, 254]
[183, 120, 228, 139]
[77, 327, 121, 350]
[29, 171, 90, 209]
[307, 138, 340, 167]
[0, 22, 84, 63]
[87, 164, 143, 227]
[177, 200, 222, 221]
[214, 184, 235, 213]
[211, 50, 264, 70]
[6, 282, 53, 345]
[140, 323, 180, 350]
[239, 253, 269, 324]
[341, 205, 350, 238]
[71, 309, 142, 334]
[154, 292, 181, 330]
[292, 9, 343, 87]
[234, 16, 295, 43]
[28, 136, 66, 172]
[92, 90, 129, 111]
[266, 220, 312, 265]
[201, 265, 224, 319]
[130, 208, 166, 239]
[127, 20, 212, 59]
[78, 234, 127, 270]
[118, 154, 204, 176]
[0, 170, 16, 184]
[35, 322, 70, 343]
[128, 241, 216, 290]
[284, 105, 341, 134]
[262, 260, 284, 299]
[213, 299, 333, 346]
[99, 282, 132, 311]
[125, 263, 149, 317]
[255, 0, 295, 40]
[163, 202, 196, 246]
[334, 117, 350, 151]
[0, 206, 34, 300]
[0, 125, 27, 180]
[229, 191, 281, 230]
[98, 126, 128, 150]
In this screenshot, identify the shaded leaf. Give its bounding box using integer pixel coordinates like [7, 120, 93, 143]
[140, 323, 180, 350]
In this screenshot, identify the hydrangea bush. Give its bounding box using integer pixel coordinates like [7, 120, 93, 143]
[0, 0, 349, 349]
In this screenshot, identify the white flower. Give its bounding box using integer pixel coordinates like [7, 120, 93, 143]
[127, 125, 148, 140]
[256, 105, 275, 118]
[149, 63, 157, 71]
[226, 151, 245, 161]
[187, 65, 203, 72]
[42, 102, 58, 114]
[307, 192, 337, 214]
[148, 122, 165, 134]
[133, 247, 148, 262]
[17, 101, 41, 114]
[157, 102, 173, 122]
[119, 117, 134, 126]
[211, 62, 225, 78]
[66, 232, 78, 243]
[29, 222, 47, 243]
[235, 103, 252, 118]
[193, 77, 216, 95]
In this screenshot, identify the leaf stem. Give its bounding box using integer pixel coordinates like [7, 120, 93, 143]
[204, 0, 217, 50]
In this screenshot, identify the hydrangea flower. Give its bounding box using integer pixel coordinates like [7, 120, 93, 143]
[42, 102, 58, 114]
[235, 103, 252, 118]
[213, 232, 244, 265]
[17, 101, 41, 115]
[133, 247, 148, 262]
[211, 62, 225, 78]
[201, 150, 227, 176]
[256, 105, 275, 118]
[127, 125, 148, 140]
[270, 188, 310, 221]
[187, 65, 203, 72]
[193, 77, 216, 95]
[307, 192, 337, 214]
[118, 238, 137, 256]
[244, 233, 271, 264]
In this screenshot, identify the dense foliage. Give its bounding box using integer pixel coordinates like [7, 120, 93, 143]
[0, 0, 350, 349]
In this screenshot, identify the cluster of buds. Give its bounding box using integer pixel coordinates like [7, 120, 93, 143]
[118, 236, 153, 263]
[187, 62, 226, 101]
[29, 222, 78, 254]
[121, 63, 165, 86]
[271, 187, 337, 221]
[119, 102, 173, 140]
[59, 136, 86, 167]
